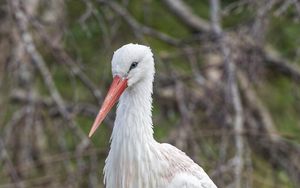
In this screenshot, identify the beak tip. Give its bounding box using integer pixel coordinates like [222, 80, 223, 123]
[88, 122, 99, 138]
[88, 130, 94, 138]
[88, 76, 127, 139]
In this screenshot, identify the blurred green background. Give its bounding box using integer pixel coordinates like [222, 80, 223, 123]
[1, 0, 300, 187]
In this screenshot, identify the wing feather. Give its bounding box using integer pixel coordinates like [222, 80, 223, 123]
[159, 143, 217, 188]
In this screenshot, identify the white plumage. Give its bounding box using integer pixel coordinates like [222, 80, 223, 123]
[89, 43, 217, 188]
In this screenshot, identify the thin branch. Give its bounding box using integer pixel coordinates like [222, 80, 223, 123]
[10, 89, 114, 127]
[10, 89, 98, 117]
[32, 20, 103, 103]
[239, 71, 300, 185]
[162, 0, 211, 33]
[0, 138, 24, 188]
[99, 0, 180, 46]
[210, 0, 244, 187]
[264, 48, 300, 83]
[10, 0, 90, 148]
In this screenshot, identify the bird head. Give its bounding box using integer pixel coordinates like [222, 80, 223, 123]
[88, 43, 154, 137]
[112, 43, 154, 87]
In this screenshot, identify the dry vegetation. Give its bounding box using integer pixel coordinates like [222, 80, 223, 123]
[1, 0, 300, 187]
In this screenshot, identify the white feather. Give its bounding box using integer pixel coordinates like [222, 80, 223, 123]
[103, 44, 217, 188]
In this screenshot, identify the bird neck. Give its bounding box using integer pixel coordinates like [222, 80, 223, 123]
[104, 77, 162, 188]
[111, 77, 155, 146]
[105, 77, 159, 187]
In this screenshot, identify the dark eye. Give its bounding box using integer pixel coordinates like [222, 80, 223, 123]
[129, 62, 138, 71]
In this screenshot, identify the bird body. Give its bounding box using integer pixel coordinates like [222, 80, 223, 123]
[89, 44, 217, 188]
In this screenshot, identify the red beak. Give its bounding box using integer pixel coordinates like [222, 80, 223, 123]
[88, 76, 128, 137]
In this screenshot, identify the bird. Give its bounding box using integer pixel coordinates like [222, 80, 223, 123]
[88, 43, 217, 188]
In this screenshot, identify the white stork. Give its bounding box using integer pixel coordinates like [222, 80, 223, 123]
[88, 43, 217, 188]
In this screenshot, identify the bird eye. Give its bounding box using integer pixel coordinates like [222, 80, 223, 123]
[129, 62, 138, 71]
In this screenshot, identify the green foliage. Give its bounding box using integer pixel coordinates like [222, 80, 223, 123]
[268, 15, 300, 61]
[252, 153, 293, 188]
[258, 75, 300, 143]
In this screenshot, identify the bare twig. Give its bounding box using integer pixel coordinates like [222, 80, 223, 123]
[239, 71, 300, 186]
[10, 89, 98, 118]
[31, 20, 103, 103]
[0, 138, 24, 188]
[264, 48, 300, 83]
[210, 0, 244, 187]
[99, 0, 180, 45]
[162, 0, 211, 33]
[10, 0, 90, 148]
